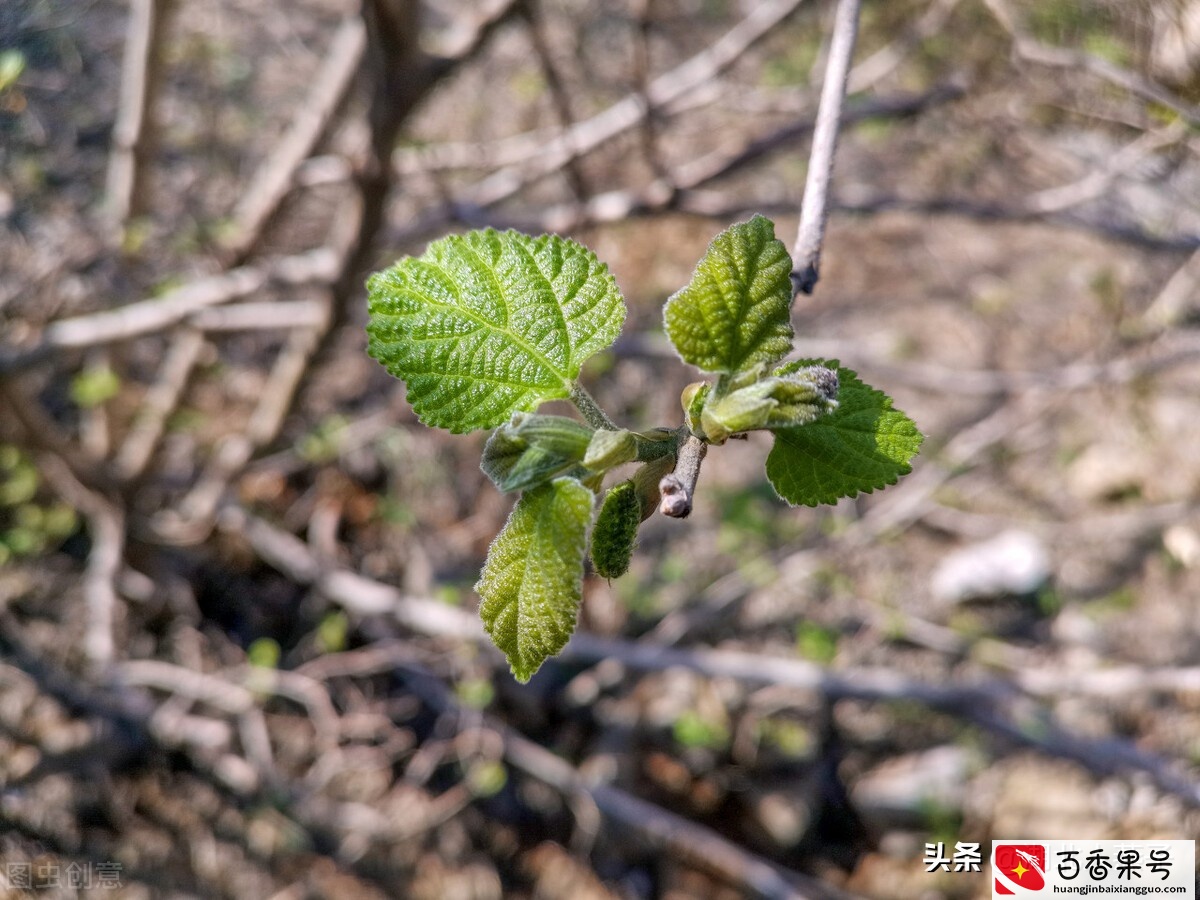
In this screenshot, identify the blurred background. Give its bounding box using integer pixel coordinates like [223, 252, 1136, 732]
[1, 0, 1199, 897]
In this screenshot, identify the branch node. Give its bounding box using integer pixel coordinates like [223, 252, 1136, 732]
[659, 433, 707, 518]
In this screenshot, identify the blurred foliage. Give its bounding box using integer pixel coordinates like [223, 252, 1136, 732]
[673, 709, 731, 751]
[69, 365, 121, 408]
[0, 444, 79, 565]
[795, 621, 839, 664]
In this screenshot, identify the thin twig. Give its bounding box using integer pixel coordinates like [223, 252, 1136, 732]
[1024, 121, 1186, 215]
[105, 0, 174, 228]
[520, 0, 589, 201]
[225, 500, 1200, 807]
[462, 0, 810, 210]
[154, 314, 331, 543]
[395, 662, 838, 900]
[982, 0, 1200, 125]
[1138, 246, 1200, 334]
[791, 0, 861, 296]
[659, 431, 706, 518]
[220, 17, 367, 262]
[113, 327, 206, 480]
[0, 247, 341, 374]
[36, 455, 125, 672]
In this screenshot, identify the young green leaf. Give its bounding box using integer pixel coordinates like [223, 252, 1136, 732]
[481, 413, 593, 492]
[663, 215, 794, 380]
[765, 361, 923, 507]
[590, 480, 640, 579]
[583, 428, 638, 472]
[476, 477, 595, 682]
[367, 229, 626, 433]
[701, 363, 839, 442]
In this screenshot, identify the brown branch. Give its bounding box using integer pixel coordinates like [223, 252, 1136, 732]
[659, 432, 706, 518]
[520, 0, 589, 200]
[503, 82, 966, 233]
[224, 498, 1200, 808]
[153, 311, 331, 543]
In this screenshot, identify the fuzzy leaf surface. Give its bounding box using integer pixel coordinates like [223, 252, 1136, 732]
[663, 215, 794, 378]
[476, 477, 594, 681]
[367, 229, 626, 432]
[765, 361, 923, 507]
[481, 413, 593, 492]
[590, 480, 640, 579]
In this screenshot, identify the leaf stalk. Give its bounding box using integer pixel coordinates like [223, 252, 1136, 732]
[569, 382, 621, 431]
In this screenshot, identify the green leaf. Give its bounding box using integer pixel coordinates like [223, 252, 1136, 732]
[481, 413, 593, 492]
[583, 428, 638, 472]
[765, 361, 923, 507]
[663, 215, 794, 379]
[701, 363, 839, 442]
[367, 229, 626, 433]
[590, 480, 640, 578]
[476, 477, 595, 681]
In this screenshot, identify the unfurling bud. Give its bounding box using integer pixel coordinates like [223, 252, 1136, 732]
[701, 364, 839, 441]
[681, 381, 711, 438]
[480, 413, 593, 492]
[583, 428, 638, 471]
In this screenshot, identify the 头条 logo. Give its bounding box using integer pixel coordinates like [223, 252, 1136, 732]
[995, 843, 1047, 894]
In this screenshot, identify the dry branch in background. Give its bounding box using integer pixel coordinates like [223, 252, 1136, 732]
[105, 0, 175, 228]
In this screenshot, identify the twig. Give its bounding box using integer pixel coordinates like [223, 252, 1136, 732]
[507, 83, 966, 234]
[463, 0, 810, 209]
[845, 0, 961, 92]
[0, 247, 341, 374]
[791, 0, 861, 296]
[113, 327, 206, 480]
[659, 431, 706, 518]
[36, 455, 125, 672]
[1138, 246, 1200, 334]
[105, 0, 174, 228]
[395, 662, 838, 900]
[520, 0, 588, 201]
[154, 313, 331, 543]
[188, 299, 331, 332]
[226, 500, 1200, 807]
[220, 17, 367, 262]
[982, 0, 1200, 126]
[1024, 121, 1186, 215]
[426, 0, 523, 70]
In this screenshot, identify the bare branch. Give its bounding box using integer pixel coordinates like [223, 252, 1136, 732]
[1139, 246, 1200, 334]
[659, 432, 706, 518]
[105, 0, 174, 228]
[791, 0, 861, 296]
[113, 328, 206, 480]
[463, 0, 810, 209]
[154, 313, 330, 543]
[394, 661, 839, 900]
[220, 17, 367, 262]
[36, 455, 125, 672]
[0, 247, 341, 373]
[982, 0, 1200, 126]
